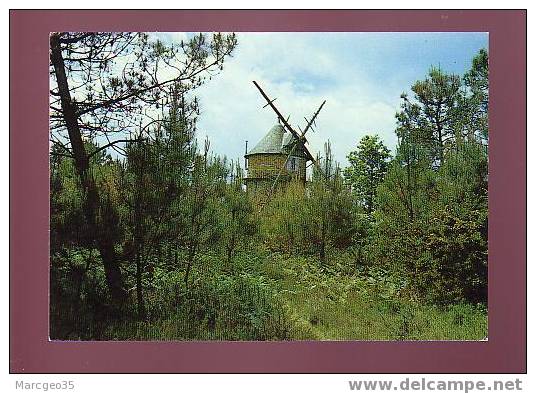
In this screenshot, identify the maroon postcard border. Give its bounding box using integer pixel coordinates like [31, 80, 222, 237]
[9, 10, 527, 373]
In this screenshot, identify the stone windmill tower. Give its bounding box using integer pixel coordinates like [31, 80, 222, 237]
[244, 123, 308, 194]
[244, 81, 326, 201]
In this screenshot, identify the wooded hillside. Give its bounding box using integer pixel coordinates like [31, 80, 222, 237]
[50, 33, 488, 340]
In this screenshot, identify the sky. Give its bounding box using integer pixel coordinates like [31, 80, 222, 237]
[158, 32, 488, 167]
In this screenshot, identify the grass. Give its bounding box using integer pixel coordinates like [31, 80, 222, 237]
[50, 246, 487, 341]
[254, 249, 487, 341]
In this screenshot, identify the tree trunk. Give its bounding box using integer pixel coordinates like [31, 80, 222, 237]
[226, 235, 235, 265]
[50, 33, 126, 303]
[226, 210, 236, 264]
[319, 220, 326, 264]
[135, 251, 146, 320]
[435, 105, 444, 165]
[368, 167, 374, 214]
[405, 147, 415, 223]
[184, 242, 197, 287]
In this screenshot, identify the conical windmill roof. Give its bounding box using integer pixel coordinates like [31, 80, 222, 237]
[245, 124, 286, 156]
[281, 132, 294, 149]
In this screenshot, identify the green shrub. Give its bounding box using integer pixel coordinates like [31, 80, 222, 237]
[101, 268, 292, 341]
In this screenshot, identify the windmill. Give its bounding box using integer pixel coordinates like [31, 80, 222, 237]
[247, 81, 327, 207]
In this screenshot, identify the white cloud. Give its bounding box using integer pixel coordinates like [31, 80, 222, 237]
[56, 32, 485, 169]
[191, 33, 400, 168]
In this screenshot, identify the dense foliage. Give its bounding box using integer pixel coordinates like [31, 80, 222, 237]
[50, 35, 488, 340]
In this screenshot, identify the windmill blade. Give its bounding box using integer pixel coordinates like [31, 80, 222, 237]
[305, 145, 316, 163]
[301, 100, 326, 137]
[262, 97, 277, 108]
[303, 117, 314, 132]
[288, 100, 326, 165]
[252, 81, 302, 142]
[252, 81, 329, 166]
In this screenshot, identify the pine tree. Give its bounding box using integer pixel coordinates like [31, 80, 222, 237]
[343, 135, 391, 214]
